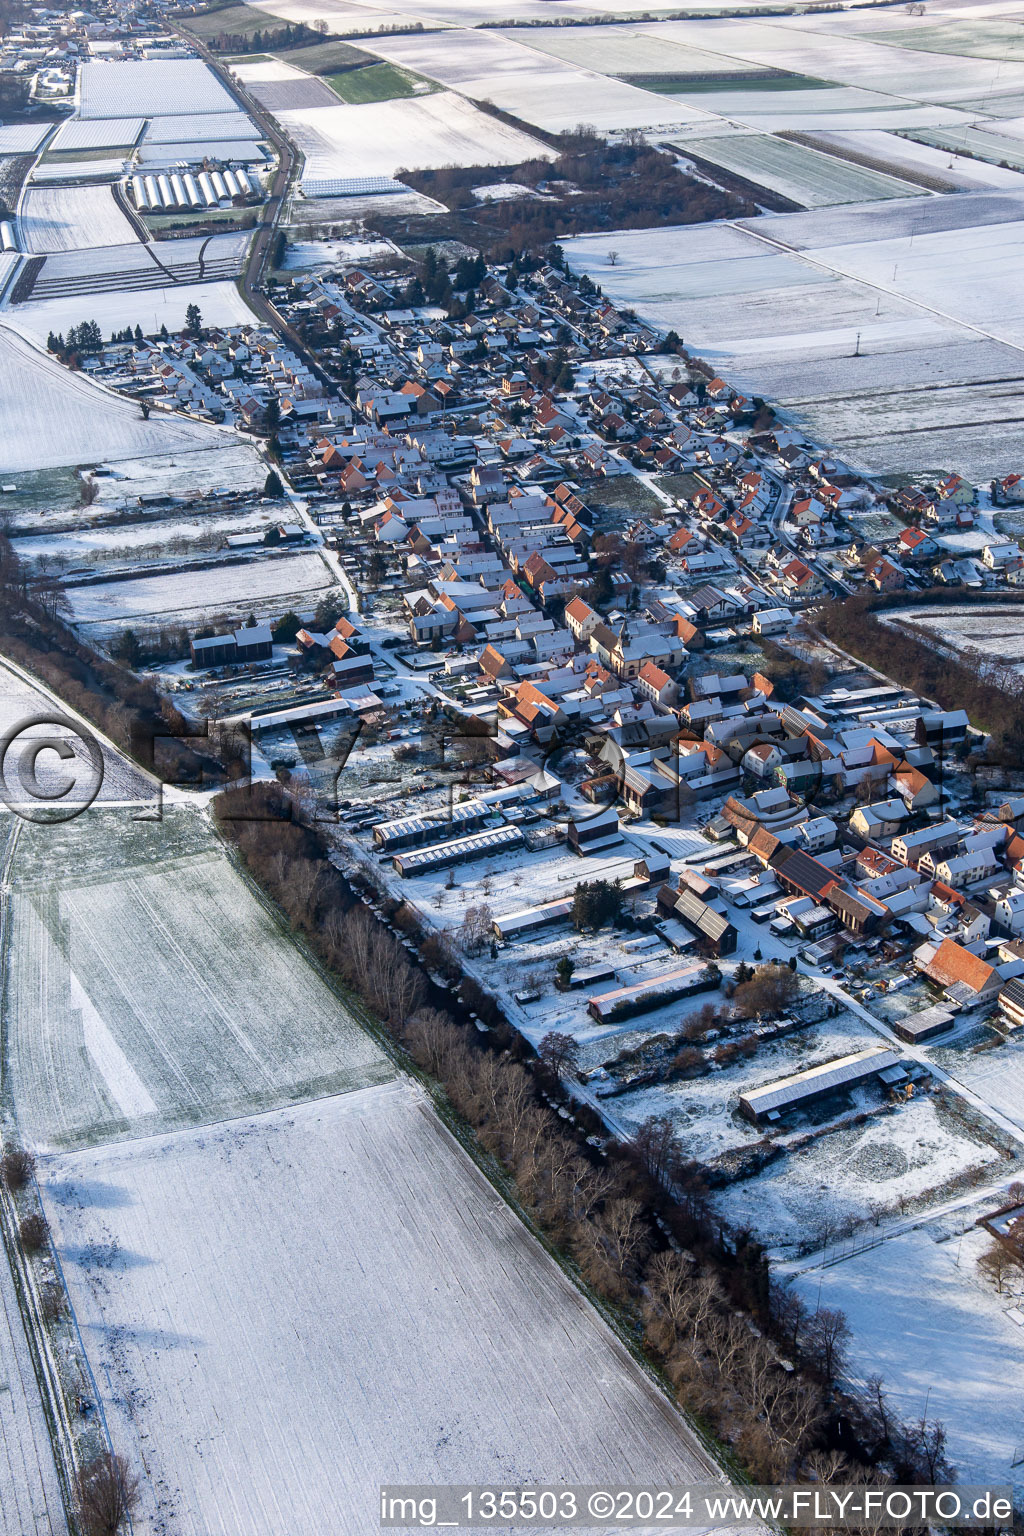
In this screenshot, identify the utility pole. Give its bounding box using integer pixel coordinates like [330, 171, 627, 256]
[853, 331, 861, 357]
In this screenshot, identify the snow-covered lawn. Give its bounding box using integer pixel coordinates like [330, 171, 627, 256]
[718, 1093, 1004, 1253]
[281, 234, 399, 269]
[6, 278, 258, 349]
[78, 59, 240, 119]
[18, 183, 139, 254]
[8, 810, 393, 1151]
[0, 326, 231, 472]
[277, 91, 553, 181]
[67, 549, 333, 626]
[40, 1081, 726, 1536]
[793, 1224, 1024, 1487]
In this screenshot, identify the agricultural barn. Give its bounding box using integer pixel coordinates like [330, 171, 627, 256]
[190, 624, 272, 667]
[892, 1005, 955, 1044]
[391, 823, 523, 877]
[656, 883, 737, 956]
[739, 1047, 904, 1124]
[568, 806, 621, 856]
[372, 800, 492, 853]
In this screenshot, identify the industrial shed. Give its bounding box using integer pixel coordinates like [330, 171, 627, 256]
[587, 963, 708, 1023]
[738, 1046, 903, 1124]
[391, 824, 523, 877]
[491, 898, 573, 942]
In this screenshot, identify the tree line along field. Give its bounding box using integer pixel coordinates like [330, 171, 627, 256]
[4, 808, 394, 1151]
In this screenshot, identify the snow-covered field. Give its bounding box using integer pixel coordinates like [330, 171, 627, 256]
[564, 194, 1024, 479]
[6, 278, 258, 348]
[67, 550, 333, 627]
[13, 504, 284, 566]
[78, 58, 240, 119]
[40, 1081, 725, 1536]
[885, 605, 1024, 675]
[676, 131, 925, 208]
[0, 660, 154, 813]
[278, 91, 554, 181]
[810, 129, 1024, 192]
[18, 183, 139, 254]
[794, 1223, 1024, 1487]
[363, 29, 704, 132]
[281, 234, 399, 269]
[0, 1234, 67, 1536]
[0, 327, 231, 472]
[7, 809, 393, 1151]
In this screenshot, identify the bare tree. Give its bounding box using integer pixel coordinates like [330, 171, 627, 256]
[1, 1145, 35, 1190]
[806, 1306, 850, 1384]
[633, 1113, 678, 1186]
[978, 1239, 1018, 1294]
[537, 1031, 580, 1080]
[459, 902, 493, 956]
[75, 1452, 140, 1536]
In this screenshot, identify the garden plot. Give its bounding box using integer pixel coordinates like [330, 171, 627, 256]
[67, 550, 333, 629]
[7, 810, 393, 1151]
[18, 183, 139, 254]
[362, 30, 705, 131]
[13, 505, 284, 569]
[0, 123, 51, 154]
[143, 110, 261, 143]
[807, 130, 1024, 191]
[78, 59, 240, 119]
[676, 132, 924, 207]
[6, 278, 257, 348]
[793, 1224, 1024, 1487]
[0, 327, 229, 473]
[882, 606, 1024, 675]
[278, 92, 553, 182]
[40, 1083, 726, 1536]
[49, 116, 145, 152]
[717, 1093, 1005, 1255]
[605, 1010, 880, 1158]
